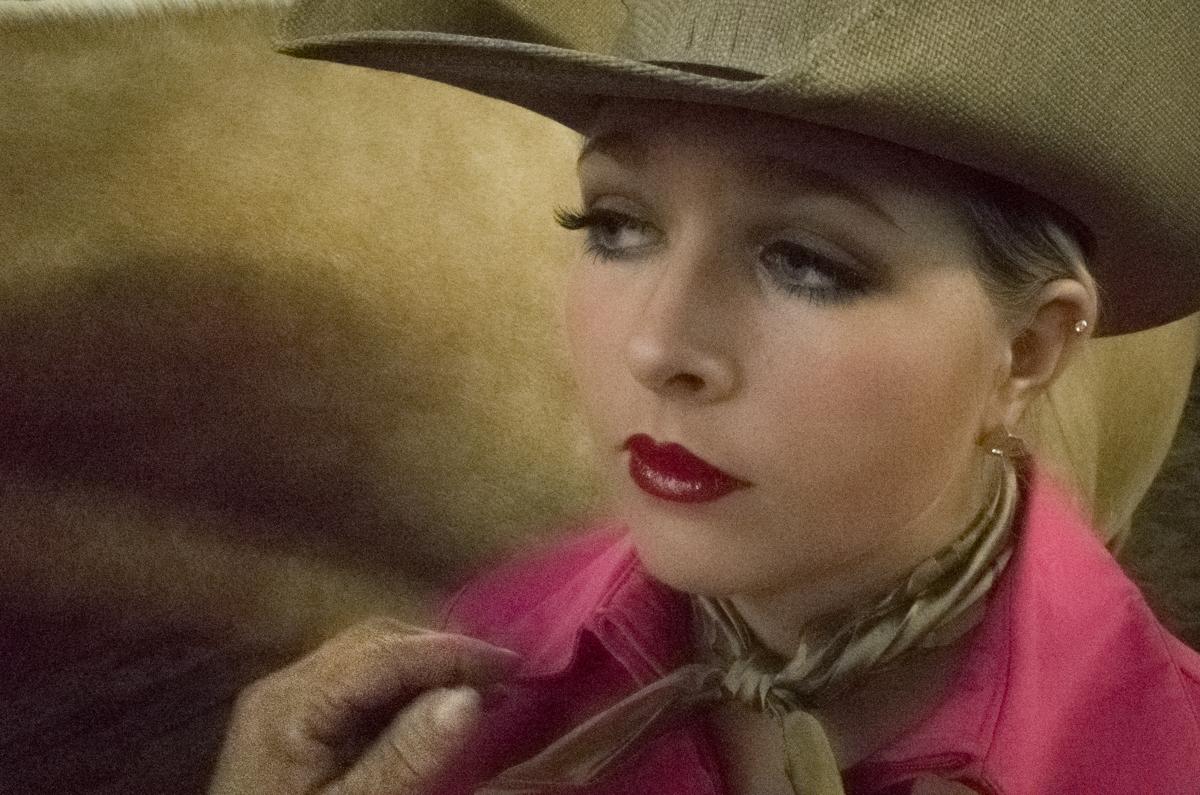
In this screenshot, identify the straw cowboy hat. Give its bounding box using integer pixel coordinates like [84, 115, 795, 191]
[277, 0, 1200, 336]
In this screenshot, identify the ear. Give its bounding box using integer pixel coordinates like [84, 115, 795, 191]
[994, 276, 1098, 429]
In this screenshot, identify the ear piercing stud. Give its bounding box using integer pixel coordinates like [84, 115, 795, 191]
[1073, 319, 1090, 334]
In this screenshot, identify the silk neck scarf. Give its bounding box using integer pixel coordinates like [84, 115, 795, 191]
[479, 458, 1019, 795]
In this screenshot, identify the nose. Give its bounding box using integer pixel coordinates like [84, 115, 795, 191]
[624, 252, 740, 404]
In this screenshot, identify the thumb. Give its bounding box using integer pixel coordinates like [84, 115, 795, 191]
[330, 686, 481, 794]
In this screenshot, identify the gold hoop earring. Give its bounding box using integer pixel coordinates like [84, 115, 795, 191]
[982, 427, 1029, 459]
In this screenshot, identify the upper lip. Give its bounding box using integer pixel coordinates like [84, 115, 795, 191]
[622, 433, 751, 486]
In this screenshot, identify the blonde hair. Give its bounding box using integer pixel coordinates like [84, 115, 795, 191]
[963, 181, 1097, 323]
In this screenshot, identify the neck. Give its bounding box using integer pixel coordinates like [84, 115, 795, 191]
[724, 453, 1001, 658]
[711, 453, 1010, 779]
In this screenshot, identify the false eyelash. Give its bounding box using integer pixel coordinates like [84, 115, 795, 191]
[554, 206, 656, 262]
[554, 205, 591, 230]
[554, 205, 644, 232]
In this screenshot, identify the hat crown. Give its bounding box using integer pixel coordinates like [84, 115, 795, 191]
[612, 0, 865, 78]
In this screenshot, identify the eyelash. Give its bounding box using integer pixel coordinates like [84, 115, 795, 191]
[554, 206, 655, 261]
[758, 240, 871, 305]
[553, 205, 872, 305]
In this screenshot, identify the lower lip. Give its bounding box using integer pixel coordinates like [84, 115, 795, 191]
[626, 439, 747, 504]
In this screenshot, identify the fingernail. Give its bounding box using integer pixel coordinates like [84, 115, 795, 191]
[433, 686, 480, 734]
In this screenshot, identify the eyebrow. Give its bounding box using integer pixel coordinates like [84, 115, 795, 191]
[744, 155, 901, 230]
[577, 130, 901, 230]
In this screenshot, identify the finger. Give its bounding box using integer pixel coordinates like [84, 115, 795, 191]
[327, 686, 482, 795]
[211, 622, 519, 793]
[297, 624, 519, 743]
[302, 619, 520, 689]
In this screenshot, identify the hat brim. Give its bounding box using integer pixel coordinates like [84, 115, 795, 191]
[278, 27, 1200, 337]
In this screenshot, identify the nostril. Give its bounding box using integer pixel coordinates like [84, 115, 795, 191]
[666, 373, 706, 393]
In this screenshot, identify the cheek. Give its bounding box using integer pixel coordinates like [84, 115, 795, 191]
[754, 307, 997, 509]
[564, 266, 628, 433]
[846, 337, 988, 455]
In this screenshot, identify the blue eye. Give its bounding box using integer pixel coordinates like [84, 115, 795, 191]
[555, 206, 656, 260]
[759, 240, 871, 304]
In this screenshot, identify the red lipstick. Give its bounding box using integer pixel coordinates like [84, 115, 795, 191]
[625, 434, 749, 503]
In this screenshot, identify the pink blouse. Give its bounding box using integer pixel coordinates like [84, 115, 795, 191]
[437, 464, 1200, 793]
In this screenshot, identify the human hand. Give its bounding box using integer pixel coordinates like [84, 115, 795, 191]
[209, 617, 521, 794]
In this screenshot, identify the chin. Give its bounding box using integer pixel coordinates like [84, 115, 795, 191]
[621, 507, 776, 597]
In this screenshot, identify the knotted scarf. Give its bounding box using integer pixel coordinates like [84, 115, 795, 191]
[478, 459, 1018, 794]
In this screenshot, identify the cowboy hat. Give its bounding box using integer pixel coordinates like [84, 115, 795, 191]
[276, 0, 1200, 336]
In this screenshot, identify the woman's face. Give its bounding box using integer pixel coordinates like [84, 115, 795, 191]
[563, 101, 1013, 615]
